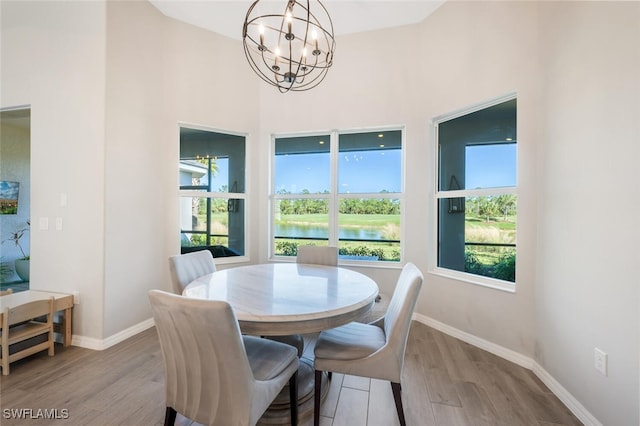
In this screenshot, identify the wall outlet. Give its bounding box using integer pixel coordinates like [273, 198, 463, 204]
[73, 291, 80, 305]
[594, 347, 607, 376]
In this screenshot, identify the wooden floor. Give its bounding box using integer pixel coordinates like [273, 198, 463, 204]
[0, 322, 582, 426]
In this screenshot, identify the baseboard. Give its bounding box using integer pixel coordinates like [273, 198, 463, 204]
[412, 313, 601, 426]
[413, 313, 533, 369]
[70, 318, 155, 351]
[531, 363, 603, 426]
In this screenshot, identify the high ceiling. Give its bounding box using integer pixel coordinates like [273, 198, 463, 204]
[149, 0, 446, 40]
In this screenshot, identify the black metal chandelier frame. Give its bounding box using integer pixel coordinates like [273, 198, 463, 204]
[242, 0, 336, 93]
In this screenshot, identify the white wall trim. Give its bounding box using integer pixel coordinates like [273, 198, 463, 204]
[71, 318, 155, 351]
[413, 313, 533, 368]
[531, 363, 603, 426]
[412, 314, 602, 426]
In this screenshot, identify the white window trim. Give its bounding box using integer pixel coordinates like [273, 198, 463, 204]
[429, 93, 517, 293]
[269, 126, 405, 267]
[178, 122, 250, 265]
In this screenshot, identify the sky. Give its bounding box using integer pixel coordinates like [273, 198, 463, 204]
[207, 144, 516, 194]
[275, 150, 402, 194]
[465, 144, 516, 189]
[0, 180, 19, 200]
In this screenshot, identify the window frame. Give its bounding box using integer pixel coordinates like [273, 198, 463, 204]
[269, 127, 405, 267]
[178, 123, 249, 265]
[430, 94, 517, 292]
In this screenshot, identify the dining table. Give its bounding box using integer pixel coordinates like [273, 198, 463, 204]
[182, 262, 379, 424]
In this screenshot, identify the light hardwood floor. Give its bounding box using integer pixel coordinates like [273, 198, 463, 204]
[0, 322, 582, 425]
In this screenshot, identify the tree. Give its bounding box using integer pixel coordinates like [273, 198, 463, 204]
[191, 156, 219, 219]
[495, 194, 516, 221]
[477, 196, 497, 221]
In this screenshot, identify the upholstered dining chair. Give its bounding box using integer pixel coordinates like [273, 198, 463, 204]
[312, 262, 424, 426]
[296, 245, 338, 266]
[269, 245, 340, 357]
[149, 290, 299, 426]
[168, 249, 216, 294]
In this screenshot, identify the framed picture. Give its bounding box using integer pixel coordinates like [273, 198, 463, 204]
[0, 181, 20, 214]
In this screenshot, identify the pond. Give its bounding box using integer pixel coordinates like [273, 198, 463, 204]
[274, 223, 384, 241]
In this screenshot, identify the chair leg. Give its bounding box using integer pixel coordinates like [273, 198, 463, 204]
[391, 382, 406, 426]
[164, 406, 177, 426]
[289, 371, 298, 426]
[314, 370, 323, 426]
[48, 328, 55, 356]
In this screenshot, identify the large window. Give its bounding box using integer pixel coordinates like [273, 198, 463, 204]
[179, 127, 246, 259]
[272, 129, 402, 262]
[435, 97, 517, 288]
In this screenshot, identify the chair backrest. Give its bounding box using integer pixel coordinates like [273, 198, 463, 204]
[149, 290, 255, 425]
[296, 245, 338, 266]
[383, 262, 423, 366]
[168, 250, 216, 294]
[6, 298, 53, 327]
[0, 288, 12, 296]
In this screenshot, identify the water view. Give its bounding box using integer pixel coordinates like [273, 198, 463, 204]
[274, 224, 386, 241]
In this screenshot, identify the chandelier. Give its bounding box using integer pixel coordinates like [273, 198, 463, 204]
[242, 0, 336, 93]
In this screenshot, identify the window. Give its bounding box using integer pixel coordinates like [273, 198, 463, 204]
[272, 129, 403, 262]
[435, 97, 517, 288]
[179, 127, 246, 259]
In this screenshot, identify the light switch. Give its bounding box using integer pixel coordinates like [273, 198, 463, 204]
[55, 217, 63, 231]
[39, 217, 49, 230]
[60, 193, 68, 207]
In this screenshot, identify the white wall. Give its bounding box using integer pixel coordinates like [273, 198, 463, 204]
[102, 1, 259, 337]
[536, 2, 640, 424]
[103, 1, 172, 337]
[1, 1, 107, 339]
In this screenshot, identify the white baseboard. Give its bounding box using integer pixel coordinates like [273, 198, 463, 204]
[412, 313, 601, 426]
[70, 318, 155, 351]
[531, 363, 602, 426]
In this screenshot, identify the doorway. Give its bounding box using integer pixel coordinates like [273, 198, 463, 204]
[0, 107, 31, 291]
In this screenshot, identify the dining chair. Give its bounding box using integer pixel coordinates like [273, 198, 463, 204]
[296, 245, 338, 266]
[149, 290, 299, 426]
[312, 262, 424, 426]
[0, 288, 13, 296]
[168, 249, 216, 294]
[1, 296, 55, 375]
[269, 245, 340, 357]
[296, 245, 390, 325]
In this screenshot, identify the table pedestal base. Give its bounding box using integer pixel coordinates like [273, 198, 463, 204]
[258, 357, 329, 424]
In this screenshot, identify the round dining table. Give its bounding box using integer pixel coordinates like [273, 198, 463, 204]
[182, 262, 379, 336]
[182, 262, 379, 424]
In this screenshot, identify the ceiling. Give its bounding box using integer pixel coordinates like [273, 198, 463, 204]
[149, 0, 446, 40]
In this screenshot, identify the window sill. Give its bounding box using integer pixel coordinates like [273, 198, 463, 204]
[429, 267, 516, 293]
[216, 255, 250, 266]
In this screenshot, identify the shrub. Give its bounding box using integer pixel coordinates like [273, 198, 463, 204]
[493, 253, 516, 282]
